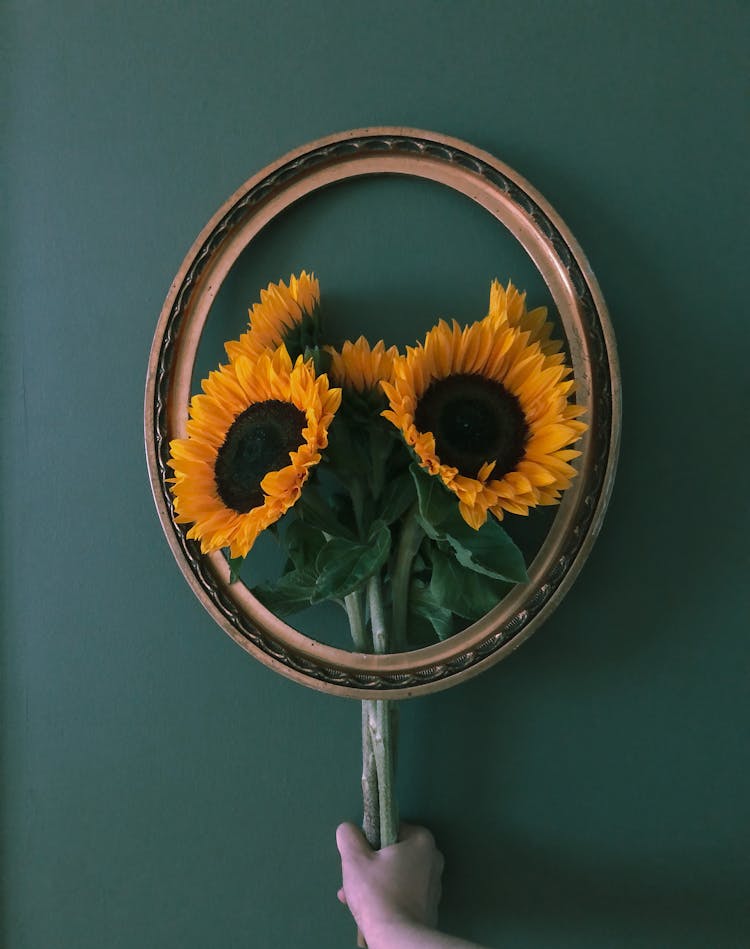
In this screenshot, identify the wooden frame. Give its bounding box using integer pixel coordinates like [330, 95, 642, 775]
[144, 127, 621, 699]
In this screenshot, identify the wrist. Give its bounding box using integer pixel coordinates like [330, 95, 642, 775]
[362, 911, 428, 949]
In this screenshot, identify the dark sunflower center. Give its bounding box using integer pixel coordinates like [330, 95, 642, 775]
[215, 400, 306, 513]
[414, 373, 528, 479]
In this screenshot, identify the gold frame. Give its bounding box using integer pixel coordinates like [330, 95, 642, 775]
[144, 127, 621, 699]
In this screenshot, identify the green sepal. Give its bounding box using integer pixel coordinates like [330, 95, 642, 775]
[428, 544, 512, 620]
[303, 344, 331, 376]
[410, 465, 528, 583]
[282, 304, 323, 360]
[338, 385, 390, 426]
[228, 555, 246, 584]
[312, 520, 391, 602]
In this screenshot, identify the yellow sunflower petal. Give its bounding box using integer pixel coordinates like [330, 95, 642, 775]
[168, 342, 339, 559]
[223, 271, 320, 364]
[459, 500, 488, 529]
[488, 279, 563, 357]
[382, 285, 587, 529]
[326, 336, 399, 393]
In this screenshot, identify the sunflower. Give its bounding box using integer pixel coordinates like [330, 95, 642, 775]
[326, 336, 399, 393]
[224, 271, 320, 363]
[168, 345, 341, 558]
[381, 286, 587, 530]
[488, 279, 564, 359]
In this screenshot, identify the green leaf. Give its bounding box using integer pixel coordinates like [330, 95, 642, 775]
[324, 413, 374, 480]
[428, 545, 512, 621]
[252, 567, 317, 617]
[410, 464, 453, 539]
[297, 483, 356, 540]
[377, 468, 416, 525]
[312, 520, 391, 602]
[367, 420, 399, 494]
[409, 578, 454, 640]
[330, 491, 358, 536]
[410, 465, 528, 583]
[445, 518, 528, 583]
[403, 608, 445, 649]
[282, 518, 326, 571]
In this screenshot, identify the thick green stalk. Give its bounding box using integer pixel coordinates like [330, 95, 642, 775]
[390, 504, 423, 653]
[344, 591, 369, 652]
[368, 572, 388, 653]
[344, 575, 399, 850]
[366, 574, 399, 847]
[360, 702, 380, 849]
[345, 592, 379, 848]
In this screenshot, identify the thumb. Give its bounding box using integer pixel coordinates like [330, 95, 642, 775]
[336, 822, 373, 861]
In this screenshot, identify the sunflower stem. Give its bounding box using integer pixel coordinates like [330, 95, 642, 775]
[345, 591, 378, 849]
[350, 479, 366, 539]
[391, 504, 423, 653]
[361, 701, 380, 849]
[366, 574, 399, 848]
[368, 573, 388, 654]
[344, 590, 370, 653]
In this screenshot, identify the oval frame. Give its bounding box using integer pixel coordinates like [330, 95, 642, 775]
[144, 127, 621, 699]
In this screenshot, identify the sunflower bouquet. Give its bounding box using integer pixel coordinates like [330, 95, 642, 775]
[168, 271, 586, 849]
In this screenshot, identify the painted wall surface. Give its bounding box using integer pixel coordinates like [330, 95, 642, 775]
[3, 3, 748, 947]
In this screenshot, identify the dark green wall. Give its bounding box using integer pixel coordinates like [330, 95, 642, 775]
[4, 3, 748, 947]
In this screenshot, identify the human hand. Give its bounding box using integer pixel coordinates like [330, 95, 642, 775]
[336, 822, 444, 941]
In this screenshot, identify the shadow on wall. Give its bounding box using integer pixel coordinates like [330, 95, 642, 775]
[402, 671, 748, 947]
[392, 176, 748, 946]
[482, 144, 744, 648]
[447, 826, 747, 944]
